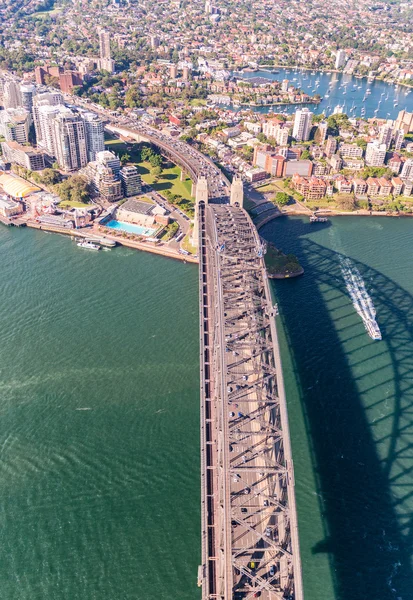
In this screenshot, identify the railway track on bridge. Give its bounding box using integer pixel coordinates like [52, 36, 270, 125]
[199, 202, 303, 600]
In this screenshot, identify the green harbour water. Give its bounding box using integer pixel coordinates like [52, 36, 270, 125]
[1, 217, 413, 600]
[261, 216, 413, 600]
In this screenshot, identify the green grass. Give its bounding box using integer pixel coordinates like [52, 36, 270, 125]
[32, 7, 63, 18]
[104, 133, 193, 201]
[58, 201, 89, 209]
[256, 183, 278, 193]
[138, 162, 193, 201]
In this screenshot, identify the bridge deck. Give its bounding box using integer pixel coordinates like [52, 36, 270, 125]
[199, 204, 303, 600]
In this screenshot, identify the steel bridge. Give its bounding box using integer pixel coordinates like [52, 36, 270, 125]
[198, 202, 303, 600]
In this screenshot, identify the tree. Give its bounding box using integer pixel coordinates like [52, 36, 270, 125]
[40, 168, 60, 186]
[55, 176, 90, 204]
[274, 192, 290, 206]
[120, 153, 130, 165]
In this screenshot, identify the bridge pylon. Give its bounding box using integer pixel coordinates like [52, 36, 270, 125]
[229, 176, 244, 207]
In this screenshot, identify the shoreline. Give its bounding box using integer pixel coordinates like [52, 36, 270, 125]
[2, 218, 199, 264]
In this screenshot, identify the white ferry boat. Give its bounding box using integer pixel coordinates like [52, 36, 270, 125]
[77, 241, 100, 251]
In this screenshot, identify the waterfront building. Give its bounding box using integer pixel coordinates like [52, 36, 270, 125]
[401, 158, 413, 180]
[292, 174, 326, 200]
[116, 198, 169, 227]
[366, 177, 381, 196]
[119, 165, 142, 197]
[391, 177, 404, 196]
[335, 176, 352, 193]
[365, 141, 386, 167]
[96, 150, 121, 175]
[52, 111, 88, 171]
[292, 108, 312, 141]
[378, 177, 392, 196]
[82, 161, 122, 202]
[353, 178, 368, 196]
[403, 180, 413, 196]
[82, 112, 105, 161]
[0, 196, 23, 218]
[1, 141, 45, 171]
[0, 108, 30, 144]
[335, 49, 347, 69]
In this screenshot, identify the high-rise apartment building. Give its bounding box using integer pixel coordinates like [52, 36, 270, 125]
[401, 158, 413, 180]
[120, 165, 142, 197]
[365, 141, 387, 167]
[292, 108, 312, 141]
[99, 30, 111, 60]
[96, 150, 121, 175]
[393, 129, 404, 151]
[19, 84, 36, 113]
[33, 92, 64, 151]
[335, 50, 347, 70]
[82, 112, 104, 161]
[0, 108, 30, 144]
[52, 112, 88, 171]
[3, 80, 21, 109]
[379, 121, 393, 150]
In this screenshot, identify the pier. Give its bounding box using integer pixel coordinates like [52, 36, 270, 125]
[199, 200, 303, 600]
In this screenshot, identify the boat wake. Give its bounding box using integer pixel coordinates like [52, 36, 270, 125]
[340, 258, 382, 340]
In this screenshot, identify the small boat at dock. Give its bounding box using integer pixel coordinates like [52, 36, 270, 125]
[77, 241, 100, 250]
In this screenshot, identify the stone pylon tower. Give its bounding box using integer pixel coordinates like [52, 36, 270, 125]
[230, 176, 244, 207]
[192, 176, 209, 247]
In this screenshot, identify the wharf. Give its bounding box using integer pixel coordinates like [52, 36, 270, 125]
[24, 220, 198, 263]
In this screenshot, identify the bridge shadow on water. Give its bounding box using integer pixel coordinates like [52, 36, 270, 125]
[260, 218, 413, 600]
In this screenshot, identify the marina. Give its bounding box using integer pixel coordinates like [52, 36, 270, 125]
[234, 68, 413, 119]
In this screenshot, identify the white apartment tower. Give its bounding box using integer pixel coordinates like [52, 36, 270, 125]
[52, 112, 88, 171]
[401, 158, 413, 180]
[33, 93, 64, 153]
[0, 109, 30, 144]
[83, 112, 105, 161]
[292, 108, 312, 141]
[365, 141, 387, 167]
[335, 50, 347, 70]
[379, 121, 393, 150]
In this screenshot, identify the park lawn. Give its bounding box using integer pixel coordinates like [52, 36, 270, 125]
[256, 183, 278, 193]
[58, 201, 89, 209]
[138, 162, 193, 201]
[104, 133, 193, 201]
[32, 7, 63, 18]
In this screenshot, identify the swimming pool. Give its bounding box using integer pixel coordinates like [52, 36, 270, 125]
[105, 219, 156, 236]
